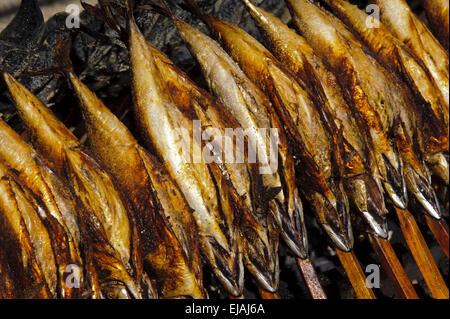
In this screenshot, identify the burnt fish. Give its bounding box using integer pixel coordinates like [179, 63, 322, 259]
[3, 72, 149, 299]
[0, 117, 82, 298]
[62, 54, 207, 298]
[0, 160, 55, 298]
[178, 0, 355, 249]
[125, 3, 244, 296]
[241, 0, 388, 237]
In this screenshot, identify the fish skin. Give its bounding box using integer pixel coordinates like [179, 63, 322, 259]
[161, 3, 311, 253]
[241, 0, 388, 238]
[321, 0, 443, 219]
[3, 73, 145, 298]
[423, 0, 449, 51]
[0, 161, 54, 298]
[128, 14, 244, 296]
[321, 0, 449, 176]
[287, 0, 409, 212]
[146, 42, 281, 291]
[375, 0, 449, 113]
[0, 117, 82, 298]
[69, 70, 206, 299]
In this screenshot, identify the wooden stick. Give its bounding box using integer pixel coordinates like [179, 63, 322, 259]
[297, 258, 327, 299]
[258, 288, 280, 299]
[425, 215, 449, 259]
[368, 234, 419, 299]
[335, 249, 376, 299]
[229, 294, 245, 299]
[395, 208, 449, 299]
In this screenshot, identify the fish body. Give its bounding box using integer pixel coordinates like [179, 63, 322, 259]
[423, 0, 449, 51]
[242, 0, 388, 237]
[321, 0, 443, 219]
[128, 15, 244, 296]
[287, 0, 408, 211]
[0, 117, 82, 298]
[3, 73, 145, 298]
[145, 42, 281, 291]
[69, 70, 206, 299]
[375, 0, 449, 114]
[0, 161, 55, 298]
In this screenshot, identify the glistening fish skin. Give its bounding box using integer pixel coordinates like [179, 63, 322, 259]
[242, 0, 387, 238]
[375, 0, 449, 116]
[181, 0, 355, 250]
[128, 13, 244, 297]
[0, 117, 82, 299]
[321, 0, 443, 219]
[3, 73, 146, 299]
[69, 69, 206, 299]
[0, 161, 55, 298]
[423, 0, 449, 51]
[287, 0, 408, 211]
[321, 0, 449, 181]
[146, 42, 280, 292]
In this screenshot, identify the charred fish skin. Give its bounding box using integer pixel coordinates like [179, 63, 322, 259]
[0, 161, 55, 298]
[0, 117, 83, 299]
[423, 0, 449, 51]
[241, 0, 389, 238]
[3, 73, 146, 299]
[286, 0, 409, 212]
[375, 0, 449, 113]
[179, 0, 312, 256]
[68, 69, 206, 299]
[145, 42, 281, 292]
[319, 0, 443, 220]
[321, 0, 449, 174]
[127, 8, 244, 297]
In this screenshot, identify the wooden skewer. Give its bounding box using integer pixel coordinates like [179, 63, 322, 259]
[425, 215, 449, 259]
[297, 258, 327, 299]
[335, 249, 377, 299]
[395, 207, 449, 299]
[258, 288, 280, 299]
[368, 234, 419, 299]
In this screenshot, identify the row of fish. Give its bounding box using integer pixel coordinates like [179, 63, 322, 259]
[0, 0, 448, 298]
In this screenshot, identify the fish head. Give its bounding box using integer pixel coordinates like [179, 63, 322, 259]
[381, 153, 409, 209]
[345, 175, 389, 238]
[309, 182, 354, 252]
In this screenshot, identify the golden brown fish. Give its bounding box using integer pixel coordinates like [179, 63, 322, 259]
[321, 0, 449, 180]
[326, 0, 448, 218]
[126, 4, 244, 296]
[0, 117, 82, 298]
[423, 0, 449, 51]
[287, 0, 409, 212]
[63, 59, 206, 298]
[241, 0, 388, 237]
[3, 73, 147, 299]
[143, 42, 281, 291]
[0, 161, 55, 298]
[375, 0, 449, 113]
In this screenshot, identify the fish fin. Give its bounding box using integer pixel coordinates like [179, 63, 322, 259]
[140, 0, 174, 18]
[179, 0, 209, 22]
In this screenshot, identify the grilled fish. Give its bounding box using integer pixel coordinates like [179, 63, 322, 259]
[3, 73, 147, 298]
[423, 0, 449, 51]
[179, 0, 354, 249]
[65, 63, 206, 298]
[287, 0, 409, 212]
[0, 160, 55, 298]
[320, 0, 443, 219]
[143, 41, 281, 291]
[0, 117, 82, 298]
[375, 0, 449, 113]
[241, 0, 388, 237]
[127, 6, 244, 296]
